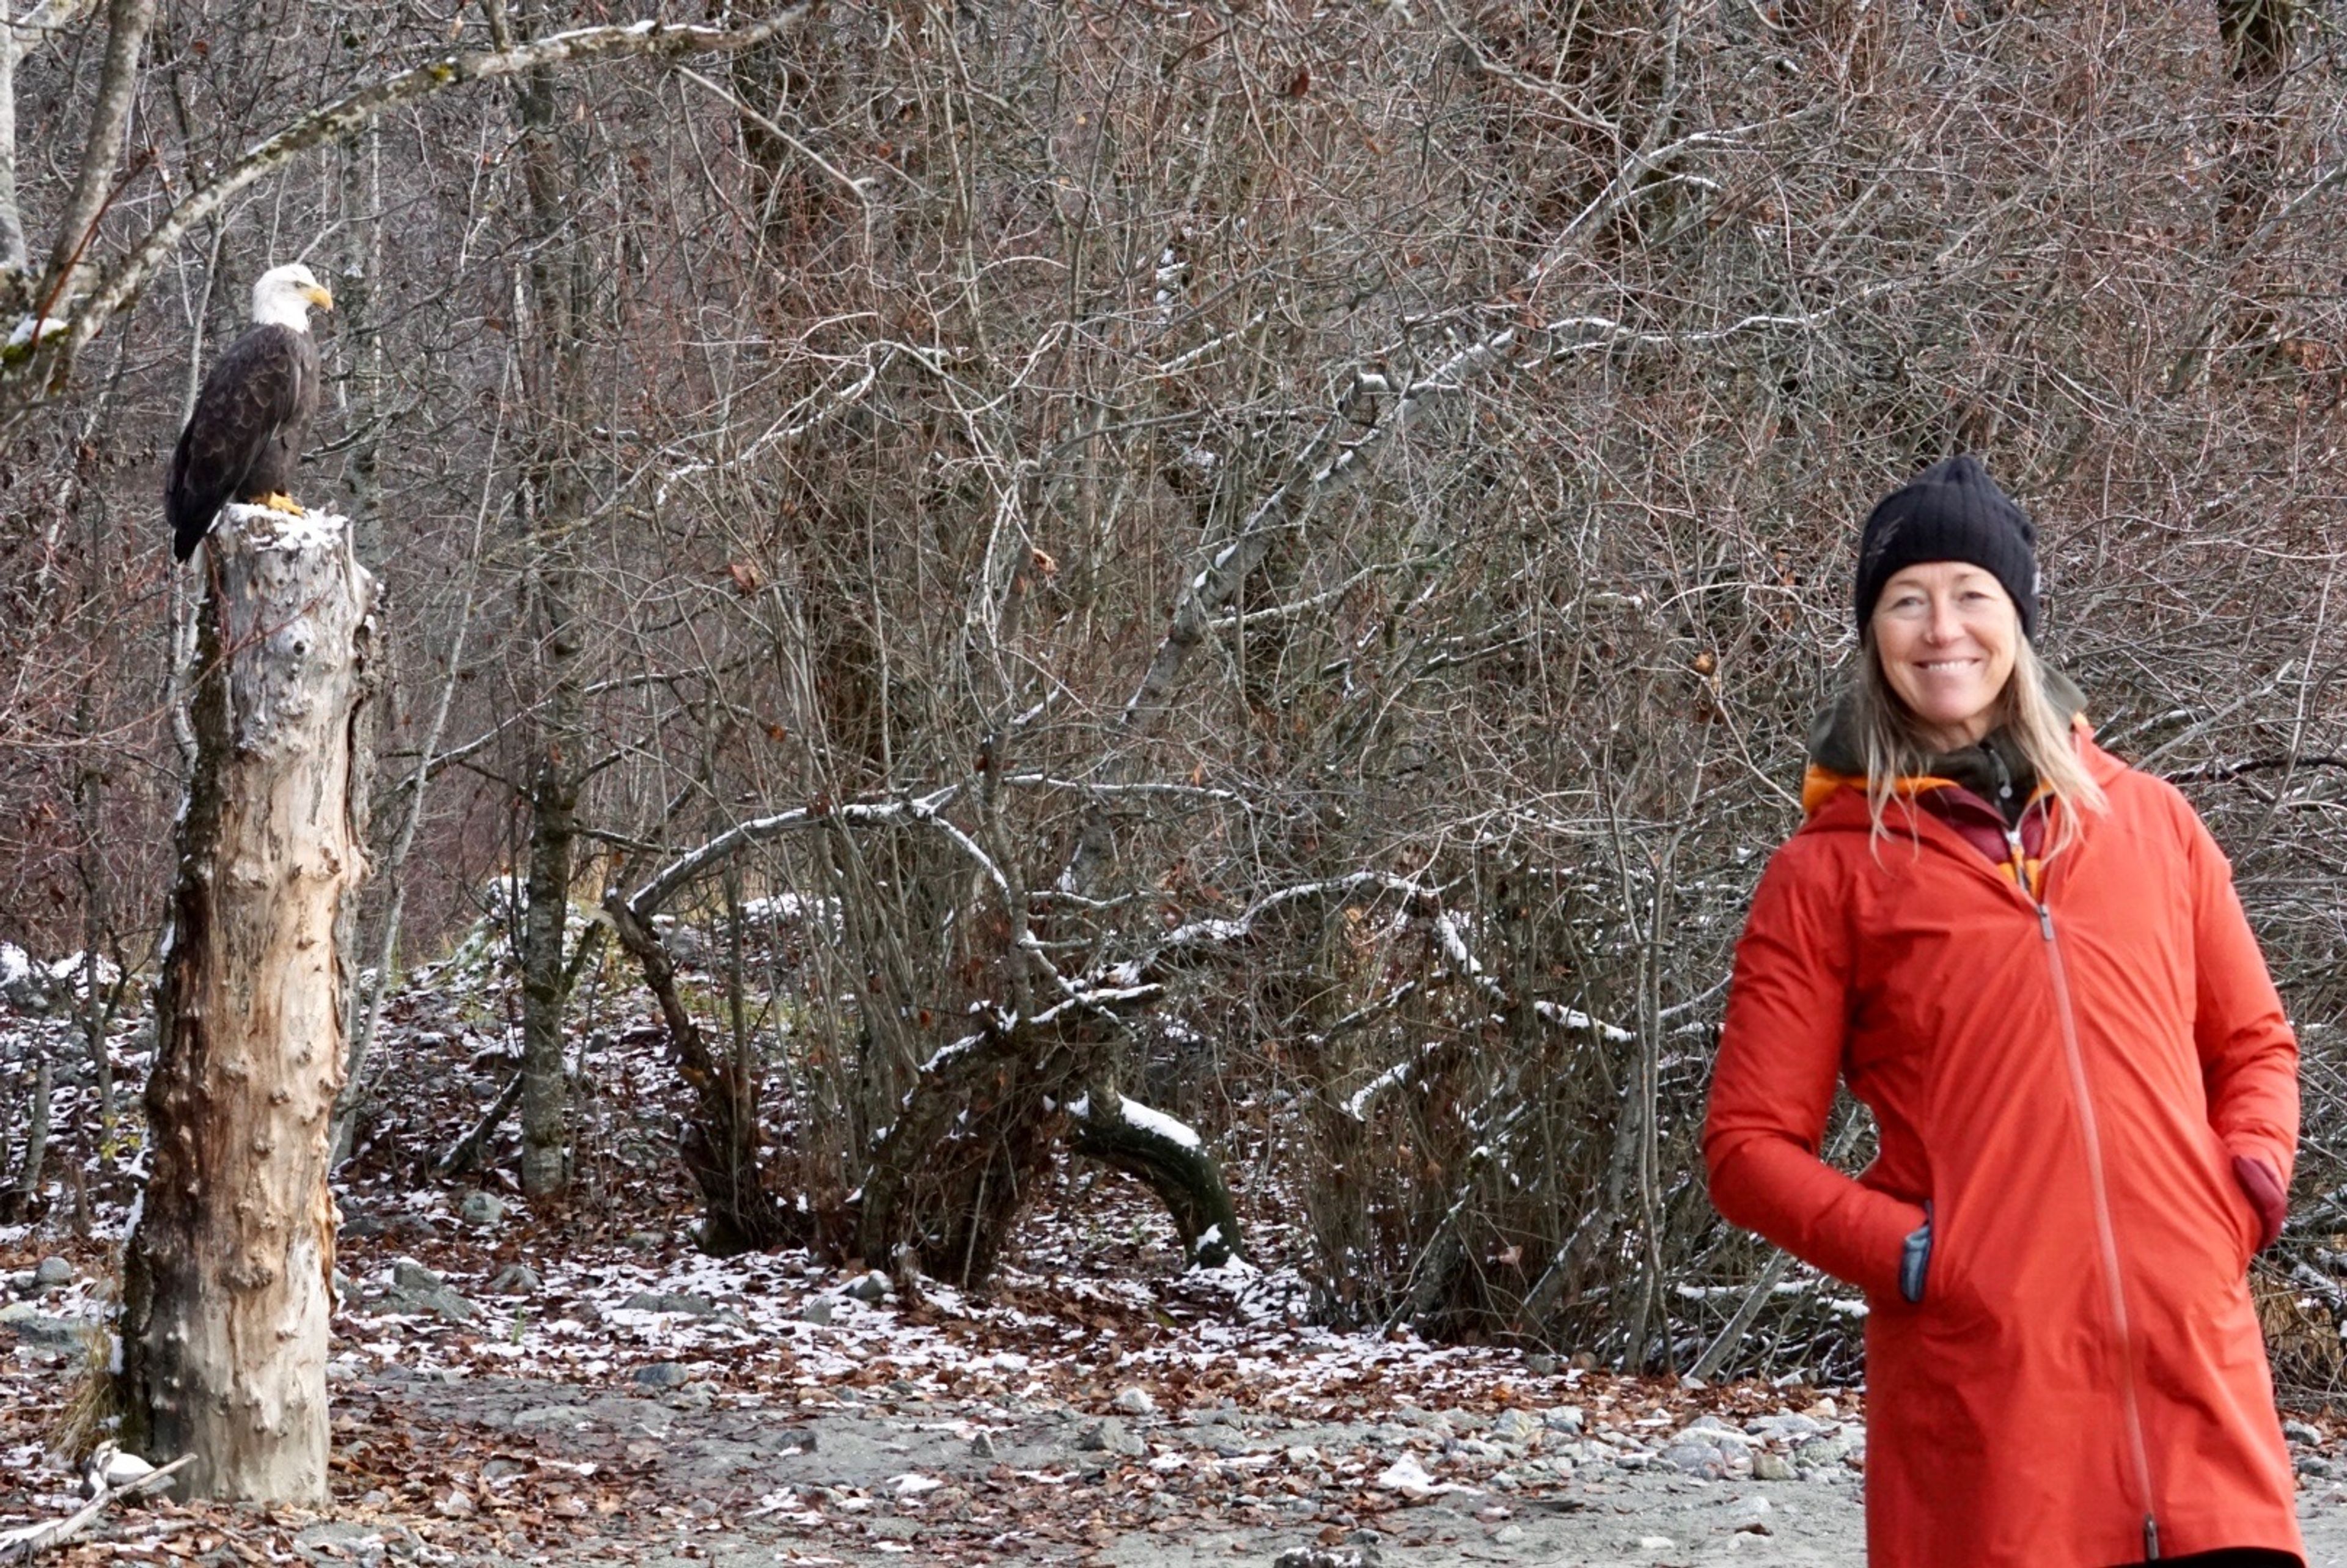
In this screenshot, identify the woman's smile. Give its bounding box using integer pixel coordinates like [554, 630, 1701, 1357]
[1870, 562, 2019, 750]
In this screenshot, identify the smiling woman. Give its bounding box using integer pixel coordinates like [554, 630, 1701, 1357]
[1704, 454, 2305, 1568]
[1870, 562, 2016, 749]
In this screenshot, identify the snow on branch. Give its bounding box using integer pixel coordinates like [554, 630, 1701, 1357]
[1431, 909, 1633, 1042]
[1092, 871, 1442, 988]
[623, 783, 960, 916]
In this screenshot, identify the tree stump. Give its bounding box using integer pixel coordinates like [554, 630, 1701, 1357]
[120, 504, 375, 1501]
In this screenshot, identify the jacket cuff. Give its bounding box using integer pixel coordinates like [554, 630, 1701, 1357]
[2231, 1154, 2286, 1251]
[1827, 1192, 1931, 1301]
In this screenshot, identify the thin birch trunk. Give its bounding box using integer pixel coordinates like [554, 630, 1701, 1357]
[39, 0, 154, 298]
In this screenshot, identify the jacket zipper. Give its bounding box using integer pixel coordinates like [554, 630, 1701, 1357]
[2028, 856, 2160, 1560]
[1906, 786, 2161, 1555]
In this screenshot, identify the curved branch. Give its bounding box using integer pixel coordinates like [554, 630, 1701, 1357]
[1067, 1091, 1242, 1267]
[4, 4, 812, 401]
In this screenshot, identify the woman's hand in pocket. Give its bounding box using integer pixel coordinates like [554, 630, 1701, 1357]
[2230, 1153, 2285, 1253]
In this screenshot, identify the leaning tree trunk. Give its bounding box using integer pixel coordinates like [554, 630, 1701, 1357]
[604, 892, 796, 1256]
[1068, 1090, 1244, 1269]
[120, 504, 375, 1501]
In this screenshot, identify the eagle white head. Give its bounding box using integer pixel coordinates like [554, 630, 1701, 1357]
[251, 263, 333, 331]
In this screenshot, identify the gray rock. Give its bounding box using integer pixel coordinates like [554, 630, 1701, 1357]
[1674, 1420, 1750, 1462]
[2284, 1419, 2324, 1446]
[968, 1430, 996, 1459]
[798, 1298, 834, 1325]
[634, 1361, 692, 1388]
[32, 1257, 72, 1289]
[486, 1264, 541, 1297]
[392, 1259, 447, 1293]
[622, 1291, 716, 1317]
[1745, 1412, 1827, 1443]
[0, 1302, 95, 1352]
[1074, 1416, 1145, 1457]
[1113, 1386, 1157, 1416]
[1522, 1353, 1558, 1376]
[1659, 1441, 1725, 1478]
[1752, 1451, 1796, 1481]
[1490, 1408, 1542, 1448]
[295, 1520, 389, 1567]
[340, 1209, 386, 1239]
[507, 1406, 584, 1432]
[1273, 1548, 1379, 1568]
[843, 1270, 891, 1303]
[622, 1231, 663, 1252]
[367, 1259, 480, 1324]
[1543, 1405, 1585, 1434]
[455, 1192, 506, 1228]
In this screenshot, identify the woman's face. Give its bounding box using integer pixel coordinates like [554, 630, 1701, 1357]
[1869, 562, 2019, 750]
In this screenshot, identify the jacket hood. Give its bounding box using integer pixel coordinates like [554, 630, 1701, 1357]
[1801, 665, 2091, 819]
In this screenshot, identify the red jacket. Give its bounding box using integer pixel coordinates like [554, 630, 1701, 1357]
[1704, 733, 2301, 1566]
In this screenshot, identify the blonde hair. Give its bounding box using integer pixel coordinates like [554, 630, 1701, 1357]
[1854, 631, 2107, 851]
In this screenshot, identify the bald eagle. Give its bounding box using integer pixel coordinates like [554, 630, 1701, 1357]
[164, 263, 334, 562]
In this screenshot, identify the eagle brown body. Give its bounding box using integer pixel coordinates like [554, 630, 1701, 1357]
[166, 264, 331, 562]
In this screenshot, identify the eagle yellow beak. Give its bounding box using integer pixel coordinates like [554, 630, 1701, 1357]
[304, 284, 334, 310]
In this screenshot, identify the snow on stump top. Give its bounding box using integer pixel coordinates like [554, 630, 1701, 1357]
[208, 504, 371, 758]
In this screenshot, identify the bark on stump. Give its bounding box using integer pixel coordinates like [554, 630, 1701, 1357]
[120, 504, 375, 1501]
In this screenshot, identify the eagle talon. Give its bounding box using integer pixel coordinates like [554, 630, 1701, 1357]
[258, 492, 306, 517]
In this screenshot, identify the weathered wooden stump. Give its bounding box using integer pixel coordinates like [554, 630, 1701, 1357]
[119, 503, 375, 1501]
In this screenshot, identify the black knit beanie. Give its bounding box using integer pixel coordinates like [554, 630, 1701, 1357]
[1853, 454, 2040, 640]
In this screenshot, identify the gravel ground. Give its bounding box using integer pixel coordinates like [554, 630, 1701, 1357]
[12, 1258, 2347, 1565]
[329, 1366, 2347, 1567]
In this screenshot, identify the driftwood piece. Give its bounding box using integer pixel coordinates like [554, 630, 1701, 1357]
[119, 504, 375, 1502]
[0, 1453, 194, 1563]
